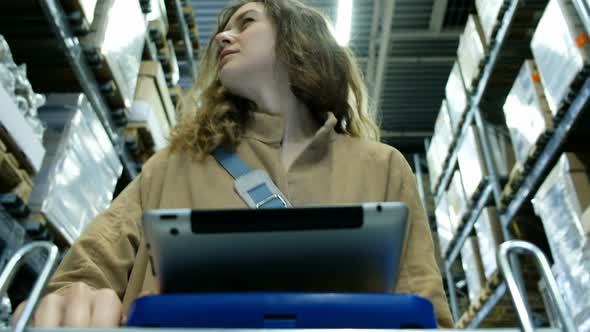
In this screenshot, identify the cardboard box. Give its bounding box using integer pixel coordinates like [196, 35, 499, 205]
[458, 15, 487, 91]
[445, 61, 469, 132]
[427, 134, 443, 192]
[475, 0, 505, 45]
[447, 170, 468, 229]
[534, 153, 590, 254]
[531, 0, 590, 115]
[503, 60, 554, 165]
[474, 207, 503, 280]
[485, 124, 516, 177]
[434, 100, 453, 160]
[135, 61, 176, 144]
[137, 61, 177, 128]
[127, 101, 168, 152]
[0, 85, 45, 173]
[435, 192, 455, 255]
[457, 125, 487, 201]
[461, 237, 486, 303]
[147, 0, 169, 33]
[81, 0, 146, 108]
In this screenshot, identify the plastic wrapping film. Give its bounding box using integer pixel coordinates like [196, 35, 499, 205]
[457, 15, 487, 92]
[81, 0, 146, 108]
[531, 0, 590, 115]
[445, 61, 469, 132]
[503, 60, 554, 165]
[435, 191, 454, 255]
[29, 94, 123, 244]
[457, 125, 487, 201]
[532, 153, 590, 330]
[475, 0, 505, 45]
[427, 132, 443, 193]
[0, 34, 45, 143]
[461, 236, 486, 303]
[447, 169, 468, 230]
[474, 207, 503, 280]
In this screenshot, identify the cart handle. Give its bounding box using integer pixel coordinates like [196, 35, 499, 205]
[0, 242, 59, 332]
[498, 240, 576, 332]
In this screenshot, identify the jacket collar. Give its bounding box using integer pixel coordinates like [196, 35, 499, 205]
[242, 110, 339, 146]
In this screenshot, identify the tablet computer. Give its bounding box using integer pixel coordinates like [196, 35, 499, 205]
[142, 202, 408, 294]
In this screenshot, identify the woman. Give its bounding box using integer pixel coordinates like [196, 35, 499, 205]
[13, 0, 452, 328]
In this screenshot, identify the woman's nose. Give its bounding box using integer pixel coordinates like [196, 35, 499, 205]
[215, 30, 234, 47]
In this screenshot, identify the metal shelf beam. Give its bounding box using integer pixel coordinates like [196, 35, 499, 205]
[172, 0, 196, 84]
[434, 0, 521, 204]
[39, 0, 138, 180]
[445, 184, 493, 263]
[466, 281, 508, 328]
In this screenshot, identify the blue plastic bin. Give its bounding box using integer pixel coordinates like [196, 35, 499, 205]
[126, 292, 437, 329]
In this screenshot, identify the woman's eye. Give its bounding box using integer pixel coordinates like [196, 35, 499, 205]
[242, 17, 255, 27]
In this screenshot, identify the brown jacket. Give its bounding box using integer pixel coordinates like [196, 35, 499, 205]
[45, 111, 453, 327]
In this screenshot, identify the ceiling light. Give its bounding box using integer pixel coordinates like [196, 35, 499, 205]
[334, 0, 353, 46]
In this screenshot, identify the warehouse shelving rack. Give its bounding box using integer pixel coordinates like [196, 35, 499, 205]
[33, 0, 198, 180]
[420, 0, 590, 328]
[167, 0, 197, 87]
[37, 0, 139, 181]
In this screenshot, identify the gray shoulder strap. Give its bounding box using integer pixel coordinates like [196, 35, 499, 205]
[212, 146, 292, 208]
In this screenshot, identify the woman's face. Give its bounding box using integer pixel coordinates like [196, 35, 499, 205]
[215, 2, 278, 95]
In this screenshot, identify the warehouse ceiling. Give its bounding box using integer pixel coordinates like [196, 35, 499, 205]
[190, 0, 474, 155]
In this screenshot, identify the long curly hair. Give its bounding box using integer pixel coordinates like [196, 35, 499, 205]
[169, 0, 380, 159]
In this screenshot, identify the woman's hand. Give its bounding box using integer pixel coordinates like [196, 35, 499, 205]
[11, 282, 123, 328]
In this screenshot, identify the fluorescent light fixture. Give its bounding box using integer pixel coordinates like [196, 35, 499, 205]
[334, 0, 353, 46]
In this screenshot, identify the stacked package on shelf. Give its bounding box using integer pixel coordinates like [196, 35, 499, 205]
[503, 60, 554, 165]
[531, 0, 590, 116]
[426, 101, 453, 192]
[80, 0, 146, 109]
[461, 236, 486, 303]
[485, 123, 516, 177]
[435, 192, 454, 256]
[473, 207, 503, 280]
[532, 153, 590, 331]
[29, 94, 123, 245]
[456, 120, 515, 202]
[457, 15, 488, 92]
[457, 125, 488, 202]
[147, 0, 169, 30]
[475, 0, 506, 45]
[445, 61, 469, 132]
[126, 61, 176, 162]
[434, 100, 453, 166]
[447, 169, 468, 229]
[0, 35, 45, 203]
